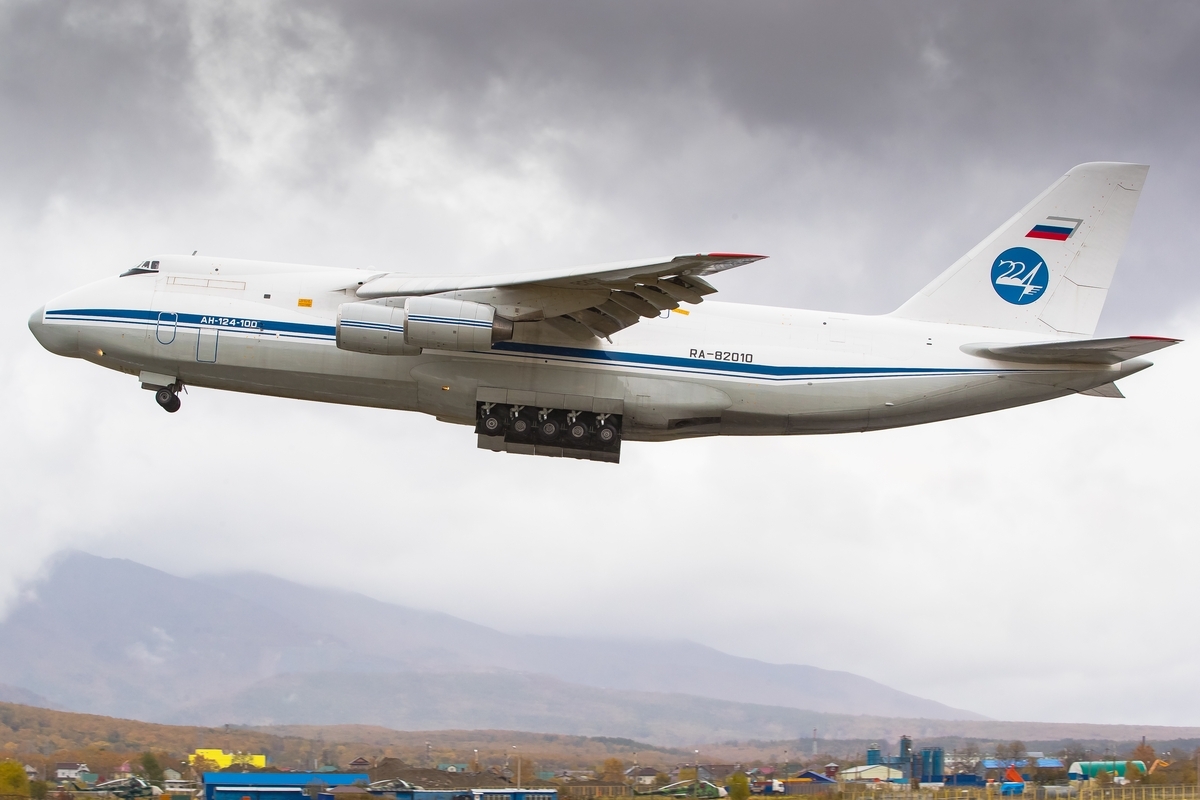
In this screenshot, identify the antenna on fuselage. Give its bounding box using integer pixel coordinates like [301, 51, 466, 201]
[192, 250, 198, 255]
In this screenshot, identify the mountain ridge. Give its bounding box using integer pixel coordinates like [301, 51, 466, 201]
[0, 552, 984, 743]
[196, 568, 985, 720]
[0, 683, 60, 709]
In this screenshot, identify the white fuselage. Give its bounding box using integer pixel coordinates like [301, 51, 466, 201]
[29, 255, 1143, 441]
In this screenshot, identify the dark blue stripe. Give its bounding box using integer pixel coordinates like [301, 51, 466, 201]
[47, 307, 1005, 381]
[47, 307, 336, 338]
[491, 341, 990, 379]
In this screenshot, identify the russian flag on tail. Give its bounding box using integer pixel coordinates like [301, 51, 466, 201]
[1026, 215, 1083, 241]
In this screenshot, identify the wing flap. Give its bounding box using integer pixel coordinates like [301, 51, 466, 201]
[571, 308, 624, 338]
[609, 290, 662, 318]
[963, 335, 1180, 365]
[595, 299, 640, 327]
[543, 315, 594, 342]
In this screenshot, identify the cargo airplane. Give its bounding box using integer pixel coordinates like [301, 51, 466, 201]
[29, 162, 1178, 463]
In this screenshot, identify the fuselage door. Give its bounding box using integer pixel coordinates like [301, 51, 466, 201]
[155, 311, 178, 345]
[196, 324, 218, 363]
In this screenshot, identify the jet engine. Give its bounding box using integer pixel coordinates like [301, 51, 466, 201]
[335, 302, 420, 355]
[402, 296, 514, 351]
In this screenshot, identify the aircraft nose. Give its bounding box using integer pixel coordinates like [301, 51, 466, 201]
[27, 305, 46, 341]
[28, 305, 79, 357]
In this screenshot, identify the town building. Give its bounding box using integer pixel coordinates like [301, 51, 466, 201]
[557, 783, 630, 798]
[1067, 761, 1143, 781]
[837, 765, 903, 784]
[56, 763, 89, 781]
[191, 749, 268, 770]
[203, 772, 369, 800]
[625, 767, 658, 788]
[165, 779, 197, 796]
[781, 771, 836, 795]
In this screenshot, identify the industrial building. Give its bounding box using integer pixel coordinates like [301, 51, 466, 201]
[779, 771, 837, 795]
[192, 750, 269, 770]
[203, 772, 369, 800]
[864, 738, 944, 784]
[1068, 762, 1147, 781]
[837, 765, 903, 784]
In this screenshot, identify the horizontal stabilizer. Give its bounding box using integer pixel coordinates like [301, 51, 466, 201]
[962, 335, 1180, 365]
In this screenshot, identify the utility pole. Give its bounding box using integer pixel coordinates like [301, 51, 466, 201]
[514, 745, 520, 790]
[694, 751, 700, 799]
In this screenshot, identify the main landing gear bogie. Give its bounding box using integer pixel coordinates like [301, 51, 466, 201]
[477, 402, 621, 453]
[154, 384, 182, 413]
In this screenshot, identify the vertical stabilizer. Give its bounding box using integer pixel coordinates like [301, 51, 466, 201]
[891, 162, 1148, 335]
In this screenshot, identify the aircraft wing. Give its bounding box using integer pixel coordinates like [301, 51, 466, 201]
[963, 335, 1181, 365]
[355, 252, 766, 339]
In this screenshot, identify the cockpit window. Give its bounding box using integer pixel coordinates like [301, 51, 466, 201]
[120, 259, 161, 277]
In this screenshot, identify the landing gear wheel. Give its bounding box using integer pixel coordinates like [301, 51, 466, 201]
[567, 421, 589, 443]
[481, 414, 504, 435]
[596, 423, 617, 445]
[510, 415, 532, 435]
[538, 416, 561, 440]
[155, 386, 180, 413]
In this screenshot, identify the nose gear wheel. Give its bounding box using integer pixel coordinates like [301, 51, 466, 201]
[154, 384, 181, 413]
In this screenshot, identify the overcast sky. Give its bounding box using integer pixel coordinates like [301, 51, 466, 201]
[3, 1, 1200, 728]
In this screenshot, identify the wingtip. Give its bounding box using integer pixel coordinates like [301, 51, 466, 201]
[705, 252, 768, 260]
[1129, 335, 1183, 344]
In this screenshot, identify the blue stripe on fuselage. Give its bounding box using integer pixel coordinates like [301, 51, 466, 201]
[45, 306, 1006, 382]
[491, 340, 991, 381]
[46, 307, 336, 338]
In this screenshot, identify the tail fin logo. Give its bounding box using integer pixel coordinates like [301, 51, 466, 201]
[990, 247, 1048, 305]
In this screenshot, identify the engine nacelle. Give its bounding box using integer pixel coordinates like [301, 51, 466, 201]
[336, 302, 421, 355]
[403, 296, 514, 351]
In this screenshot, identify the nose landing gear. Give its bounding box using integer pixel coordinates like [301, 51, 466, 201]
[154, 385, 182, 413]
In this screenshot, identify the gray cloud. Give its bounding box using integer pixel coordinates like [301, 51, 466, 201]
[7, 1, 1200, 320]
[3, 0, 1199, 727]
[0, 2, 210, 214]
